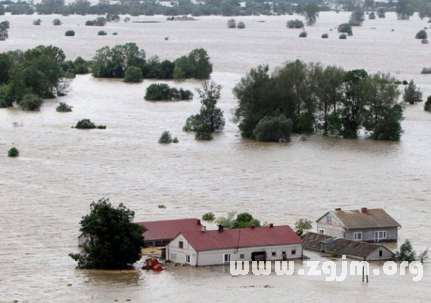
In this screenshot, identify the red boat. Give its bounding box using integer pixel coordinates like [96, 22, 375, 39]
[142, 258, 163, 271]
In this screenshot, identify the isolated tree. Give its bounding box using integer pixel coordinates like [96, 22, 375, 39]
[396, 0, 414, 20]
[231, 212, 261, 228]
[349, 8, 365, 26]
[377, 8, 386, 18]
[227, 18, 236, 28]
[69, 198, 146, 269]
[301, 3, 319, 25]
[295, 218, 312, 236]
[403, 80, 423, 104]
[394, 239, 416, 262]
[0, 20, 9, 39]
[183, 81, 225, 140]
[425, 96, 431, 112]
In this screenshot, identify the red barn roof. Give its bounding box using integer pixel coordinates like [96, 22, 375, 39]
[136, 218, 202, 241]
[179, 225, 302, 252]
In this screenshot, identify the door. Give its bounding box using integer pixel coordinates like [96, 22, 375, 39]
[374, 231, 379, 242]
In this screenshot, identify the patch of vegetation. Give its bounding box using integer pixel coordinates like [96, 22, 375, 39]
[377, 8, 386, 18]
[0, 20, 9, 40]
[403, 80, 423, 104]
[65, 30, 75, 36]
[56, 102, 73, 112]
[8, 147, 19, 157]
[33, 19, 41, 25]
[299, 31, 307, 37]
[158, 204, 166, 209]
[394, 239, 428, 263]
[339, 33, 347, 39]
[97, 31, 107, 36]
[287, 19, 304, 29]
[19, 94, 43, 111]
[237, 22, 245, 29]
[416, 30, 428, 39]
[52, 18, 62, 26]
[85, 17, 107, 26]
[172, 137, 179, 143]
[338, 23, 353, 36]
[97, 125, 106, 129]
[75, 119, 96, 129]
[231, 212, 262, 229]
[183, 81, 225, 141]
[69, 198, 146, 269]
[202, 212, 215, 221]
[369, 12, 376, 19]
[295, 218, 312, 236]
[422, 39, 429, 44]
[300, 3, 319, 25]
[124, 17, 131, 23]
[227, 19, 236, 28]
[349, 8, 365, 26]
[215, 211, 236, 228]
[331, 251, 341, 258]
[253, 114, 293, 142]
[123, 66, 143, 83]
[424, 95, 431, 112]
[158, 131, 172, 143]
[145, 84, 193, 101]
[322, 33, 328, 38]
[421, 67, 431, 74]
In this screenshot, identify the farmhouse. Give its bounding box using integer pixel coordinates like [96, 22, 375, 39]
[166, 224, 303, 266]
[316, 208, 401, 242]
[78, 218, 203, 247]
[302, 232, 394, 261]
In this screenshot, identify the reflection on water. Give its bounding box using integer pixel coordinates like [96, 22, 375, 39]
[0, 11, 430, 302]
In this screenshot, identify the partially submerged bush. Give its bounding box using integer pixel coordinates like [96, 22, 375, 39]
[65, 30, 75, 36]
[97, 31, 107, 36]
[123, 66, 143, 83]
[403, 80, 423, 104]
[33, 19, 41, 25]
[421, 67, 431, 74]
[422, 39, 429, 44]
[19, 94, 42, 111]
[322, 33, 328, 38]
[202, 212, 215, 221]
[424, 95, 431, 112]
[145, 84, 193, 101]
[8, 147, 19, 157]
[53, 19, 62, 26]
[253, 114, 293, 142]
[227, 19, 236, 28]
[56, 102, 73, 112]
[416, 30, 427, 39]
[172, 137, 179, 143]
[369, 12, 376, 19]
[377, 8, 385, 18]
[338, 23, 353, 36]
[287, 19, 304, 29]
[158, 130, 172, 143]
[299, 31, 307, 38]
[75, 119, 96, 129]
[237, 22, 245, 29]
[339, 34, 347, 39]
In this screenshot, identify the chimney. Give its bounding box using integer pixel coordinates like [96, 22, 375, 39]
[250, 225, 255, 229]
[218, 225, 224, 232]
[335, 208, 341, 211]
[197, 219, 201, 225]
[269, 223, 274, 228]
[201, 226, 206, 232]
[361, 207, 368, 214]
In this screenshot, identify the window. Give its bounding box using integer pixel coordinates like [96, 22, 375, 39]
[272, 252, 276, 257]
[291, 249, 296, 255]
[379, 250, 383, 257]
[319, 229, 325, 235]
[223, 254, 231, 263]
[240, 254, 245, 259]
[354, 232, 362, 241]
[185, 255, 191, 263]
[179, 241, 184, 249]
[378, 231, 387, 239]
[327, 216, 332, 223]
[282, 251, 286, 255]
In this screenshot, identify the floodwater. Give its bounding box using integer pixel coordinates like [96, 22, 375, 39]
[0, 11, 431, 302]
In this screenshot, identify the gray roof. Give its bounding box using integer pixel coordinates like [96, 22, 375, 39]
[302, 232, 394, 260]
[321, 208, 401, 229]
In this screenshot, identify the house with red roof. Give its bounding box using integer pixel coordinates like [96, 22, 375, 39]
[166, 224, 303, 266]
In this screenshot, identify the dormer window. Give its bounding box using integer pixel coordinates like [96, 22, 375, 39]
[327, 216, 332, 223]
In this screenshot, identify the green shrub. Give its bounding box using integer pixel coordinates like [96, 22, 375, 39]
[97, 31, 107, 36]
[202, 212, 215, 221]
[339, 34, 347, 39]
[8, 147, 19, 157]
[299, 31, 307, 38]
[421, 67, 431, 74]
[403, 80, 408, 85]
[322, 33, 328, 38]
[124, 17, 131, 23]
[53, 19, 62, 26]
[33, 19, 41, 25]
[424, 95, 431, 112]
[85, 20, 94, 26]
[403, 80, 423, 104]
[172, 137, 179, 143]
[97, 125, 106, 129]
[416, 30, 427, 39]
[237, 22, 245, 29]
[338, 23, 353, 36]
[369, 12, 376, 19]
[65, 30, 75, 36]
[287, 19, 304, 29]
[227, 19, 236, 28]
[158, 204, 166, 209]
[422, 39, 429, 44]
[19, 94, 42, 111]
[56, 102, 73, 112]
[123, 66, 143, 83]
[158, 131, 172, 143]
[195, 124, 213, 140]
[377, 8, 385, 18]
[253, 114, 293, 142]
[75, 119, 96, 129]
[113, 32, 118, 35]
[145, 84, 193, 101]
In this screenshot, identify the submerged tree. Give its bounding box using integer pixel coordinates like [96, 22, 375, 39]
[349, 8, 365, 26]
[425, 95, 431, 112]
[69, 198, 146, 269]
[295, 218, 312, 236]
[396, 0, 414, 20]
[403, 80, 423, 104]
[183, 81, 225, 140]
[0, 20, 9, 40]
[301, 3, 319, 25]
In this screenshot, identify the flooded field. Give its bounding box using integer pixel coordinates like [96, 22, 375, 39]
[0, 11, 430, 302]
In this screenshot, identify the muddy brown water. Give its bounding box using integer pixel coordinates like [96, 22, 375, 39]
[0, 12, 430, 302]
